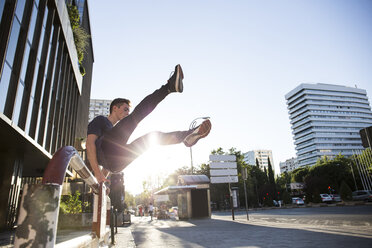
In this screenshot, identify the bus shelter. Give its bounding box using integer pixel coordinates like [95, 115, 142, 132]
[154, 175, 211, 219]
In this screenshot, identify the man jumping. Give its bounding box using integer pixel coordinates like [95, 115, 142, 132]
[86, 65, 211, 183]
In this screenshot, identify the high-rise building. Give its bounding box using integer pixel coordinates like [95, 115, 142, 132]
[244, 150, 274, 171]
[89, 99, 111, 122]
[285, 83, 372, 167]
[0, 0, 94, 230]
[279, 157, 299, 173]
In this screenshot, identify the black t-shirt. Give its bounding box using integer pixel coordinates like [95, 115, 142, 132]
[87, 116, 113, 165]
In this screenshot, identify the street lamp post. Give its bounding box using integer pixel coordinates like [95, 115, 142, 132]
[189, 117, 210, 174]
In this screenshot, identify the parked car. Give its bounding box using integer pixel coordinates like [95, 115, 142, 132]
[330, 194, 341, 202]
[320, 194, 333, 203]
[292, 197, 304, 205]
[352, 190, 372, 202]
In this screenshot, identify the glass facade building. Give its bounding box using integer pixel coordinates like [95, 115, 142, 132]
[285, 83, 372, 167]
[0, 0, 94, 230]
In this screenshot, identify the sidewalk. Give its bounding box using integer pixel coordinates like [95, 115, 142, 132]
[109, 224, 135, 248]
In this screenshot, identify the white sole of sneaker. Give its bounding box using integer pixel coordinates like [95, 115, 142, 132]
[175, 65, 183, 92]
[184, 120, 211, 147]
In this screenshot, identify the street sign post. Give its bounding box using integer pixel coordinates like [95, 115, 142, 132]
[209, 154, 238, 220]
[242, 167, 249, 220]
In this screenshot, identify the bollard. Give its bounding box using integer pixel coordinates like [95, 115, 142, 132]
[110, 206, 115, 244]
[115, 209, 118, 233]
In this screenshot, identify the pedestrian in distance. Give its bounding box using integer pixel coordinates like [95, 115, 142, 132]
[149, 203, 154, 220]
[86, 64, 212, 184]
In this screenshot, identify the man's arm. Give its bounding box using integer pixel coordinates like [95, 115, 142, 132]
[86, 134, 109, 184]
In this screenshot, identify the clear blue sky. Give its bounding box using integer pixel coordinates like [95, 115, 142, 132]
[88, 0, 372, 195]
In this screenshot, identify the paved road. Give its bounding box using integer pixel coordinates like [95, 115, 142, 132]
[113, 205, 372, 248]
[224, 205, 372, 227]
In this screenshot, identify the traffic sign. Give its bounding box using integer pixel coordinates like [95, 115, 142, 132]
[210, 176, 238, 184]
[209, 155, 236, 162]
[210, 161, 237, 169]
[210, 169, 238, 176]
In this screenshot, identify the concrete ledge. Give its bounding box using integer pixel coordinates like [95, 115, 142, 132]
[55, 233, 98, 248]
[56, 228, 110, 248]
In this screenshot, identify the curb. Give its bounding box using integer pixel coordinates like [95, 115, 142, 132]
[215, 201, 372, 213]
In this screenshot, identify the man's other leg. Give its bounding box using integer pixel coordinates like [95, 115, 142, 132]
[106, 130, 190, 173]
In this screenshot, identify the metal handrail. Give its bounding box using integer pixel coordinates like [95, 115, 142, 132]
[42, 146, 100, 194]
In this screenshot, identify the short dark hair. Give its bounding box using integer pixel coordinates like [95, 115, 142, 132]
[110, 98, 131, 113]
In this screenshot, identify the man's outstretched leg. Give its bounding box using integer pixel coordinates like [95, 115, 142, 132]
[103, 64, 184, 145]
[106, 119, 212, 173]
[100, 65, 184, 170]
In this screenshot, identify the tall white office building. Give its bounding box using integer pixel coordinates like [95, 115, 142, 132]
[285, 83, 372, 167]
[244, 150, 274, 171]
[89, 99, 111, 122]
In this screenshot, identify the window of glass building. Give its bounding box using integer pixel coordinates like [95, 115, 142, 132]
[27, 3, 38, 44]
[12, 83, 24, 126]
[0, 0, 5, 20]
[25, 97, 34, 135]
[20, 43, 31, 83]
[0, 63, 12, 113]
[6, 17, 21, 67]
[15, 0, 26, 22]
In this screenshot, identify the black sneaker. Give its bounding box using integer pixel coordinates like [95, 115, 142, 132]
[168, 64, 184, 93]
[184, 119, 211, 147]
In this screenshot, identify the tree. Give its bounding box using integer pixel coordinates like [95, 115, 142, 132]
[267, 158, 277, 200]
[339, 181, 353, 201]
[307, 154, 354, 193]
[282, 190, 292, 204]
[268, 158, 275, 186]
[304, 176, 325, 203]
[250, 165, 267, 207]
[60, 191, 83, 214]
[276, 172, 291, 192]
[291, 166, 309, 183]
[256, 158, 260, 167]
[124, 191, 136, 209]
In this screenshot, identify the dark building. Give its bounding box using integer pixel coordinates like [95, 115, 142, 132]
[0, 0, 94, 230]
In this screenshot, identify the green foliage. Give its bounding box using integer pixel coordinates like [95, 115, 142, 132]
[308, 154, 354, 193]
[282, 191, 292, 204]
[276, 172, 291, 191]
[67, 5, 80, 29]
[268, 158, 277, 198]
[60, 191, 85, 214]
[263, 194, 273, 207]
[67, 4, 90, 75]
[312, 190, 322, 203]
[268, 158, 275, 186]
[124, 191, 136, 209]
[291, 166, 309, 182]
[339, 181, 352, 201]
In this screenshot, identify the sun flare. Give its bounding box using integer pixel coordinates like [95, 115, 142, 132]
[124, 145, 191, 195]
